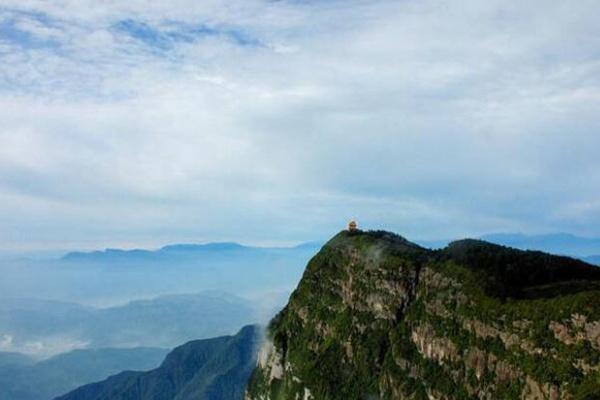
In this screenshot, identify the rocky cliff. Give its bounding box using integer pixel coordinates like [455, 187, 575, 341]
[246, 230, 600, 399]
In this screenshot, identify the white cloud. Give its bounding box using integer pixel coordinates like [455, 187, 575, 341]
[0, 332, 89, 358]
[1, 0, 600, 250]
[0, 334, 13, 348]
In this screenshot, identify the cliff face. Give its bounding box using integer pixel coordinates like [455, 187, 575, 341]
[246, 230, 600, 400]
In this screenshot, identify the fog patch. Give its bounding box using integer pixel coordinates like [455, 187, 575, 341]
[0, 332, 89, 359]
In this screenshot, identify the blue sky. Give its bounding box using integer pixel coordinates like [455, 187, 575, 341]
[1, 0, 600, 252]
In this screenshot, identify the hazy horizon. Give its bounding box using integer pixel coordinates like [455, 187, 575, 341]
[4, 229, 600, 259]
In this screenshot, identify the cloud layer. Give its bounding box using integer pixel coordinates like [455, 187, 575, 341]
[1, 0, 600, 251]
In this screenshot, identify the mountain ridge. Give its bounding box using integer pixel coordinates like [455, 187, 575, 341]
[56, 325, 262, 400]
[61, 241, 322, 262]
[246, 229, 600, 399]
[0, 346, 168, 400]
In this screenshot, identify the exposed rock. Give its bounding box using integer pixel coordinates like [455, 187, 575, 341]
[411, 324, 458, 364]
[522, 376, 562, 400]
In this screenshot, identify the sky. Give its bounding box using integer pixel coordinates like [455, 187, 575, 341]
[1, 0, 600, 252]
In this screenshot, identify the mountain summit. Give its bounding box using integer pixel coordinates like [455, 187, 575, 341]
[246, 230, 600, 399]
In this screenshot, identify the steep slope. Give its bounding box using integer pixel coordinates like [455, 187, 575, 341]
[0, 347, 168, 400]
[246, 230, 600, 400]
[56, 325, 262, 400]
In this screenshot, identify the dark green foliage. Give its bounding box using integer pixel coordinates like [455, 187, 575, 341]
[441, 239, 600, 299]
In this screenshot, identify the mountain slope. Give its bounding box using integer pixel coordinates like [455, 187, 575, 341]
[56, 325, 262, 400]
[0, 347, 168, 400]
[246, 230, 600, 400]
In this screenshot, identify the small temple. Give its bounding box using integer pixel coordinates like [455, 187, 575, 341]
[347, 220, 358, 232]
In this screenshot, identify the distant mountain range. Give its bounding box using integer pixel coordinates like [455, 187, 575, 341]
[61, 241, 322, 263]
[0, 291, 275, 357]
[0, 241, 318, 305]
[56, 325, 261, 400]
[0, 347, 168, 400]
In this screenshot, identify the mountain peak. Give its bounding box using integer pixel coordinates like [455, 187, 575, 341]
[247, 229, 600, 400]
[325, 229, 426, 252]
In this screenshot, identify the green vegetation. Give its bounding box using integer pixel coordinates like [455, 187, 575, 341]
[246, 230, 600, 400]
